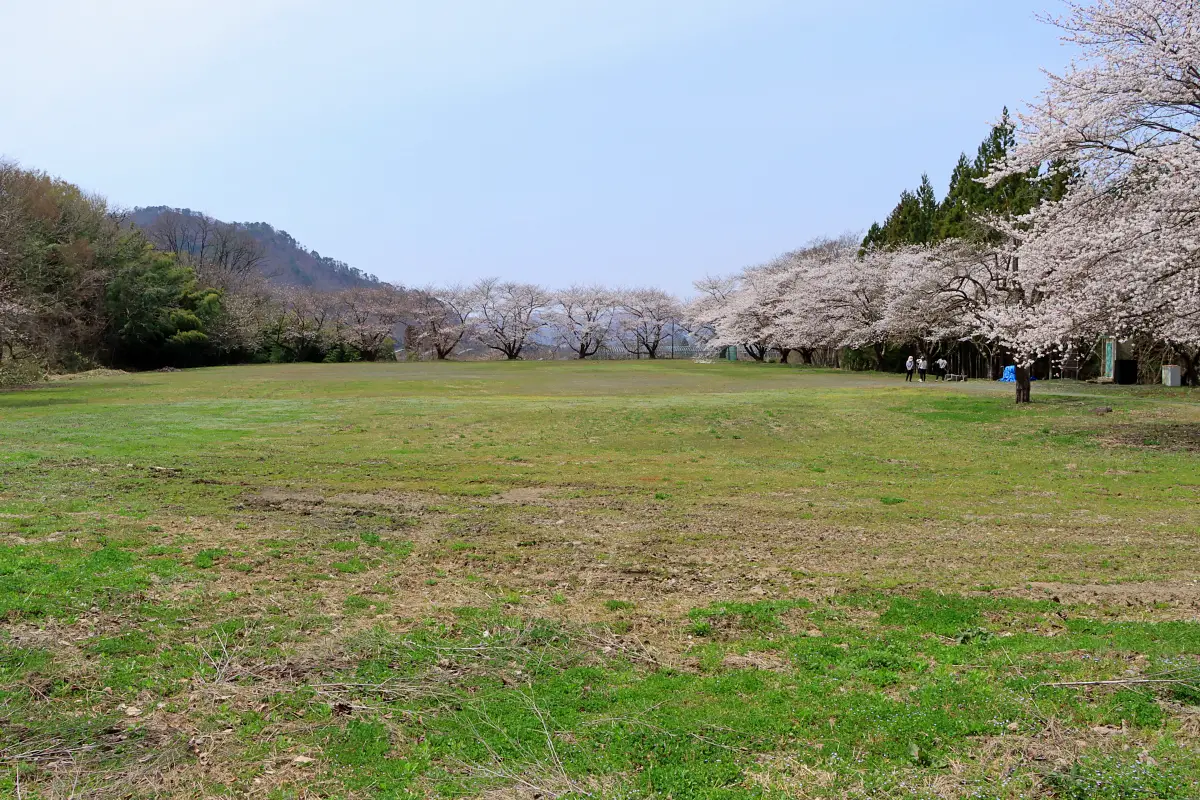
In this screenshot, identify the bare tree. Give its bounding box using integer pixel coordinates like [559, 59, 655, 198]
[0, 162, 31, 362]
[207, 221, 268, 286]
[614, 288, 682, 359]
[405, 285, 476, 360]
[145, 210, 266, 289]
[549, 285, 616, 359]
[0, 160, 122, 368]
[474, 279, 550, 360]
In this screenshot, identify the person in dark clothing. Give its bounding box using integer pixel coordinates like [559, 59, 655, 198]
[905, 355, 915, 382]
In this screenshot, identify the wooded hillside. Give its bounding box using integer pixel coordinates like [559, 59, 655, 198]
[129, 207, 378, 291]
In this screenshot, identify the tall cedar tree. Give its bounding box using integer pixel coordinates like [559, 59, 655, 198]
[864, 109, 1068, 249]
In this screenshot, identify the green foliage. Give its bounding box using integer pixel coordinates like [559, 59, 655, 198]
[0, 163, 149, 369]
[89, 631, 156, 657]
[104, 248, 222, 368]
[880, 593, 993, 636]
[864, 108, 1072, 250]
[953, 627, 993, 645]
[869, 174, 940, 247]
[2, 168, 385, 375]
[322, 343, 364, 363]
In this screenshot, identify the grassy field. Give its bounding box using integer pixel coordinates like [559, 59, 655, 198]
[1, 360, 1198, 799]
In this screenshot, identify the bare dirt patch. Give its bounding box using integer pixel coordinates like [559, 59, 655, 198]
[1101, 422, 1200, 451]
[1006, 580, 1200, 616]
[244, 487, 327, 511]
[490, 487, 557, 505]
[329, 489, 445, 511]
[720, 651, 789, 671]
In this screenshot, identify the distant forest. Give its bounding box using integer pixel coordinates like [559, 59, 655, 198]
[0, 162, 408, 381]
[129, 207, 379, 291]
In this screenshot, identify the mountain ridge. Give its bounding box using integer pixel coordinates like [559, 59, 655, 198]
[129, 206, 381, 291]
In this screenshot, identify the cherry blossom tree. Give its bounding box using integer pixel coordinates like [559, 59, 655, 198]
[614, 288, 682, 359]
[692, 267, 778, 361]
[685, 275, 736, 353]
[204, 278, 274, 358]
[881, 240, 1026, 379]
[692, 236, 901, 366]
[771, 236, 867, 363]
[1161, 315, 1200, 386]
[474, 278, 551, 360]
[789, 245, 898, 365]
[549, 285, 617, 359]
[266, 286, 334, 361]
[984, 0, 1200, 395]
[406, 285, 476, 360]
[333, 286, 406, 360]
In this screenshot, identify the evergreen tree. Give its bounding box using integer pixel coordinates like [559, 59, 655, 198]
[865, 108, 1064, 249]
[862, 174, 938, 248]
[877, 190, 921, 246]
[104, 248, 222, 368]
[913, 174, 938, 244]
[935, 153, 983, 240]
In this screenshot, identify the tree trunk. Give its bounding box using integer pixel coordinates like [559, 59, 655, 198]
[799, 348, 814, 365]
[776, 347, 791, 364]
[871, 342, 885, 369]
[1014, 363, 1031, 403]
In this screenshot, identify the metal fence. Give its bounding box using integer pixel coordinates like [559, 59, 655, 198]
[589, 343, 714, 361]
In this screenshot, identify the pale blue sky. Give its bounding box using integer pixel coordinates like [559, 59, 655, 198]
[0, 1, 1069, 293]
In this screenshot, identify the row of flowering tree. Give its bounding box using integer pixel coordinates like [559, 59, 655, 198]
[404, 280, 685, 361]
[693, 0, 1200, 402]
